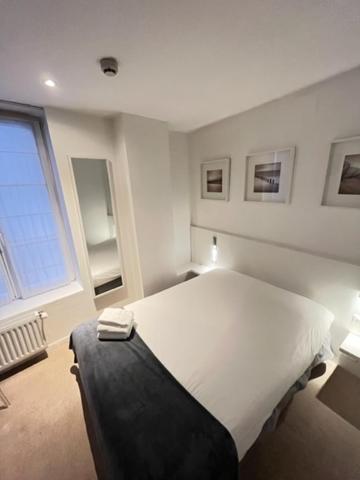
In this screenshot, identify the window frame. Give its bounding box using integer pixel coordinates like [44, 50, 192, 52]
[0, 233, 18, 305]
[0, 110, 77, 307]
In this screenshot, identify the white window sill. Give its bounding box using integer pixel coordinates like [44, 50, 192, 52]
[0, 281, 83, 326]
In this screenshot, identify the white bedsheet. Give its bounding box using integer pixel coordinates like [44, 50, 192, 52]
[130, 269, 333, 460]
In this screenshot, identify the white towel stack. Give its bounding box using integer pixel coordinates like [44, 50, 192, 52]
[97, 307, 134, 340]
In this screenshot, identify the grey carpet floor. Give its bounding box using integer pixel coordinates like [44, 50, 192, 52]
[1, 342, 360, 480]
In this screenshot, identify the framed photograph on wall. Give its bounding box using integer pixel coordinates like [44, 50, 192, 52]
[244, 147, 295, 203]
[322, 136, 360, 208]
[201, 158, 230, 201]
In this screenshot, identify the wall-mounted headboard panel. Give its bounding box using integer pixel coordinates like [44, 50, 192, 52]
[191, 225, 360, 351]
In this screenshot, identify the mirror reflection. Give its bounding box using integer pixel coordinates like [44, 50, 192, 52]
[72, 158, 123, 296]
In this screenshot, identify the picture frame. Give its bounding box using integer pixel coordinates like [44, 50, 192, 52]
[244, 147, 295, 203]
[322, 136, 360, 208]
[201, 158, 230, 201]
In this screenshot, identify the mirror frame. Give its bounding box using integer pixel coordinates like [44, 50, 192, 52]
[69, 156, 126, 299]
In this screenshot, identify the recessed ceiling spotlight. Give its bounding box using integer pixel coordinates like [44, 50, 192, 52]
[44, 79, 56, 88]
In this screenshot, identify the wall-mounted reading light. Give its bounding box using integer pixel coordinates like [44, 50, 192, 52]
[212, 235, 218, 264]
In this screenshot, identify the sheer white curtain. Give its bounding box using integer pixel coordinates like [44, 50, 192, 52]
[0, 118, 72, 300]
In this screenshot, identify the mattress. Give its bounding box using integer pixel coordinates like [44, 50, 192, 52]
[129, 269, 333, 460]
[87, 238, 122, 287]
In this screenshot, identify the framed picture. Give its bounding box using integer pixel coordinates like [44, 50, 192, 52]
[201, 158, 230, 201]
[244, 147, 295, 203]
[322, 136, 360, 208]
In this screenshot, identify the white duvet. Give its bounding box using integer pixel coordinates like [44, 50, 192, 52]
[131, 269, 333, 460]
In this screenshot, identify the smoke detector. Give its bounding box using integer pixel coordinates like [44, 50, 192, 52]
[99, 57, 119, 77]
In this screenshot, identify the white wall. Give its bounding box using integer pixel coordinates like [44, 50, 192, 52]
[41, 109, 186, 342]
[31, 108, 154, 342]
[169, 132, 191, 267]
[118, 113, 177, 296]
[39, 108, 116, 342]
[189, 67, 360, 266]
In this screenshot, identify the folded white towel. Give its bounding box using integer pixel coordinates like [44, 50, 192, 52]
[97, 319, 134, 334]
[97, 317, 134, 341]
[98, 307, 134, 328]
[97, 331, 131, 341]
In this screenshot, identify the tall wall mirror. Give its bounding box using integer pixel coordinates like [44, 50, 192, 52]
[71, 158, 124, 297]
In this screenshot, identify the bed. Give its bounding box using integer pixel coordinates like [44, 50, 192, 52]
[70, 269, 334, 479]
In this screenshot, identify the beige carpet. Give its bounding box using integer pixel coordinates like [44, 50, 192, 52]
[0, 343, 96, 480]
[1, 342, 360, 480]
[239, 363, 360, 479]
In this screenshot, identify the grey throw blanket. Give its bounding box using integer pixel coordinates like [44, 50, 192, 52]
[70, 320, 238, 480]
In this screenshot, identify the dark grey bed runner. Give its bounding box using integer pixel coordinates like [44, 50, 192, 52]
[70, 320, 238, 480]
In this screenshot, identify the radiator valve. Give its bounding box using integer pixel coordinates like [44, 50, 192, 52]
[34, 310, 48, 321]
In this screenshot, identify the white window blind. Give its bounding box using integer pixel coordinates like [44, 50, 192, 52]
[0, 116, 74, 303]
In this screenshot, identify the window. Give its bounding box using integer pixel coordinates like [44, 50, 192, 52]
[0, 113, 74, 309]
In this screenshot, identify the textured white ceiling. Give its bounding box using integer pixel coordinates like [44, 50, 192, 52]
[1, 0, 360, 131]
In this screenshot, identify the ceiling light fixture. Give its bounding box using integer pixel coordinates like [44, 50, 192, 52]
[44, 79, 56, 88]
[100, 57, 119, 77]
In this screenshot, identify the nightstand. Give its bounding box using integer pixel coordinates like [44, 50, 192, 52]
[339, 333, 360, 379]
[176, 263, 215, 282]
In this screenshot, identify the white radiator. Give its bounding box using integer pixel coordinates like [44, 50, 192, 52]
[0, 311, 47, 374]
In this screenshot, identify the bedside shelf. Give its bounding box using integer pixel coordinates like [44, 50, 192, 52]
[176, 263, 215, 282]
[340, 333, 360, 360]
[176, 263, 215, 276]
[339, 333, 360, 378]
